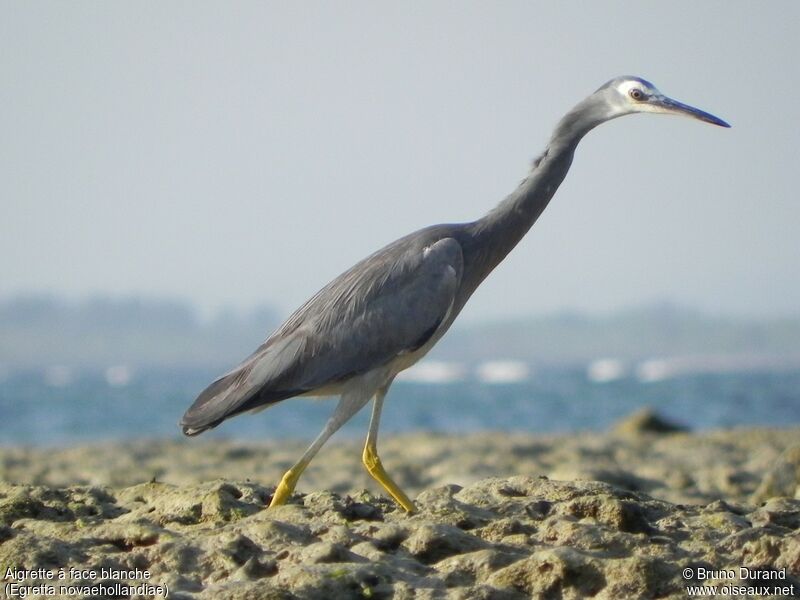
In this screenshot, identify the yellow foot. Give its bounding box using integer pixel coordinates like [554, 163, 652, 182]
[269, 469, 301, 508]
[362, 445, 417, 514]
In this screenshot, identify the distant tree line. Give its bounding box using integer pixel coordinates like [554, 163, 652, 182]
[0, 294, 277, 369]
[1, 295, 798, 370]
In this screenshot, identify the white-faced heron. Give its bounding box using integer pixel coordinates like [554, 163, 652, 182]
[181, 76, 729, 513]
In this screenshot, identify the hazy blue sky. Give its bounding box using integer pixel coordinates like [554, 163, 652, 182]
[2, 2, 798, 322]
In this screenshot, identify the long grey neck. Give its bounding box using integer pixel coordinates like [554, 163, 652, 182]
[459, 95, 605, 296]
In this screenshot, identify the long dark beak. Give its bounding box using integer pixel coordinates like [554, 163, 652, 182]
[654, 96, 731, 128]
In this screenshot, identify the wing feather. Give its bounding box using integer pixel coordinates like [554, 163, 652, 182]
[180, 231, 464, 434]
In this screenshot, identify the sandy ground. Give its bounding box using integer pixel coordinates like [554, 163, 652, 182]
[1, 411, 799, 599]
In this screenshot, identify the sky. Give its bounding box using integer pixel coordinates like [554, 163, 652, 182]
[2, 2, 798, 323]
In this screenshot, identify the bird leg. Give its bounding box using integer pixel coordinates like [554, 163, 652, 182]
[269, 462, 308, 508]
[362, 388, 417, 513]
[269, 391, 370, 508]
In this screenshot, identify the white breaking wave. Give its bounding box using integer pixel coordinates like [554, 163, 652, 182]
[587, 358, 627, 383]
[475, 360, 530, 383]
[397, 360, 466, 384]
[105, 365, 133, 387]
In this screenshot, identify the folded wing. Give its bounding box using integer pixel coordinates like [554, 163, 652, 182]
[180, 234, 464, 434]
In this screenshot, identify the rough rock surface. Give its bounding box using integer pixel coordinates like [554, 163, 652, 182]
[1, 424, 799, 599]
[3, 427, 799, 507]
[1, 477, 799, 599]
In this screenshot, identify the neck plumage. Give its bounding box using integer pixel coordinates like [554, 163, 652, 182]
[460, 95, 605, 293]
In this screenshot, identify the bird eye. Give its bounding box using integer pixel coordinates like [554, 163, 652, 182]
[629, 88, 645, 101]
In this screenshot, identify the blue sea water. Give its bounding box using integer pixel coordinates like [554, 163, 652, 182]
[1, 367, 798, 446]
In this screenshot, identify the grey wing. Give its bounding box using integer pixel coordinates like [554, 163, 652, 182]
[181, 236, 464, 434]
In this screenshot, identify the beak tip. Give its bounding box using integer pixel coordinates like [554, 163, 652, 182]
[659, 96, 730, 129]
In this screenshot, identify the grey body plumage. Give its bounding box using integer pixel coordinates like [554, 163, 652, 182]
[181, 76, 729, 512]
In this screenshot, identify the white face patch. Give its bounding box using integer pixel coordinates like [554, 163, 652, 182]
[615, 78, 660, 100]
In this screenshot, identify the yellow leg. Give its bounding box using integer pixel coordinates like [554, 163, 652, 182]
[362, 385, 417, 513]
[362, 441, 417, 513]
[268, 392, 372, 509]
[269, 463, 307, 508]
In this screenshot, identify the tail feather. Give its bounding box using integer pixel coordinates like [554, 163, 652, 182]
[181, 329, 313, 435]
[180, 370, 251, 435]
[180, 367, 302, 436]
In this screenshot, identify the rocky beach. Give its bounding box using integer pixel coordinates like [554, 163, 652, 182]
[1, 412, 799, 599]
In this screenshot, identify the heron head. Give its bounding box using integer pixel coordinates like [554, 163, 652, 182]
[596, 76, 730, 127]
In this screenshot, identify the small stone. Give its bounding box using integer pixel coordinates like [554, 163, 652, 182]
[612, 408, 688, 435]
